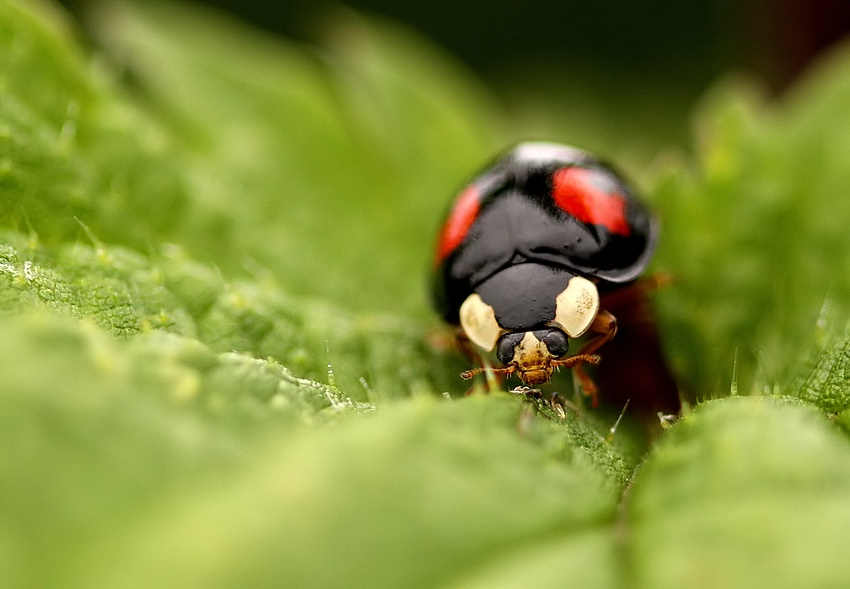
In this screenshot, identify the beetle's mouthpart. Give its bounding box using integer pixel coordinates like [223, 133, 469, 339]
[517, 353, 600, 386]
[517, 365, 554, 386]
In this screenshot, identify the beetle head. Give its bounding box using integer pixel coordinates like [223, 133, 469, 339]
[458, 274, 599, 385]
[495, 328, 569, 385]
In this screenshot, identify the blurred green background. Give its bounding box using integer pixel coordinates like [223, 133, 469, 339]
[59, 0, 850, 152]
[3, 0, 850, 587]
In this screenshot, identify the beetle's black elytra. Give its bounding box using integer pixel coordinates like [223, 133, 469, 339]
[432, 142, 660, 393]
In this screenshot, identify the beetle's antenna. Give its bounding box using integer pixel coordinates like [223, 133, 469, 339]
[461, 365, 515, 380]
[552, 353, 601, 368]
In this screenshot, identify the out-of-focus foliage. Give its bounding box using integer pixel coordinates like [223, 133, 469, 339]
[654, 49, 850, 400]
[89, 1, 506, 315]
[2, 0, 850, 587]
[0, 312, 626, 587]
[629, 396, 850, 589]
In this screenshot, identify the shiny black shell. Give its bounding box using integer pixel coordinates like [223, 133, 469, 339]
[432, 142, 657, 327]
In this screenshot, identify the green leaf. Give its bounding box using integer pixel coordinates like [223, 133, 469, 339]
[0, 326, 626, 588]
[447, 528, 621, 589]
[0, 0, 189, 247]
[654, 45, 850, 398]
[791, 326, 850, 413]
[4, 0, 850, 586]
[85, 396, 621, 589]
[628, 397, 850, 589]
[90, 1, 504, 313]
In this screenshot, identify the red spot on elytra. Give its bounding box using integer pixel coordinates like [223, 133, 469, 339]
[552, 167, 631, 236]
[435, 185, 480, 264]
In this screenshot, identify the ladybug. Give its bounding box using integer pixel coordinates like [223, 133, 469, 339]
[432, 142, 679, 413]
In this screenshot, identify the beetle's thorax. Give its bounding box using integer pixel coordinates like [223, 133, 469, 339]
[512, 332, 555, 386]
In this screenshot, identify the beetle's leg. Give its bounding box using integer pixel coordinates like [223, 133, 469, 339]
[453, 327, 480, 364]
[641, 272, 674, 292]
[551, 354, 601, 404]
[547, 392, 568, 420]
[454, 328, 487, 394]
[571, 310, 618, 407]
[578, 310, 618, 355]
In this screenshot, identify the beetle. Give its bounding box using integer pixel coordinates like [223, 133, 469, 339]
[432, 142, 679, 413]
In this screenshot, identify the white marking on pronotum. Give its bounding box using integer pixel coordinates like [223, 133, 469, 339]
[459, 293, 500, 351]
[554, 276, 600, 338]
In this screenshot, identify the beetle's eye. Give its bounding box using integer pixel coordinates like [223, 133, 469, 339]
[496, 333, 523, 365]
[542, 329, 568, 357]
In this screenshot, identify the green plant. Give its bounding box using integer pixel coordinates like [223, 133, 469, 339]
[2, 1, 850, 587]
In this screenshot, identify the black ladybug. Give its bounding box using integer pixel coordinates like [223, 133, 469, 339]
[432, 142, 678, 414]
